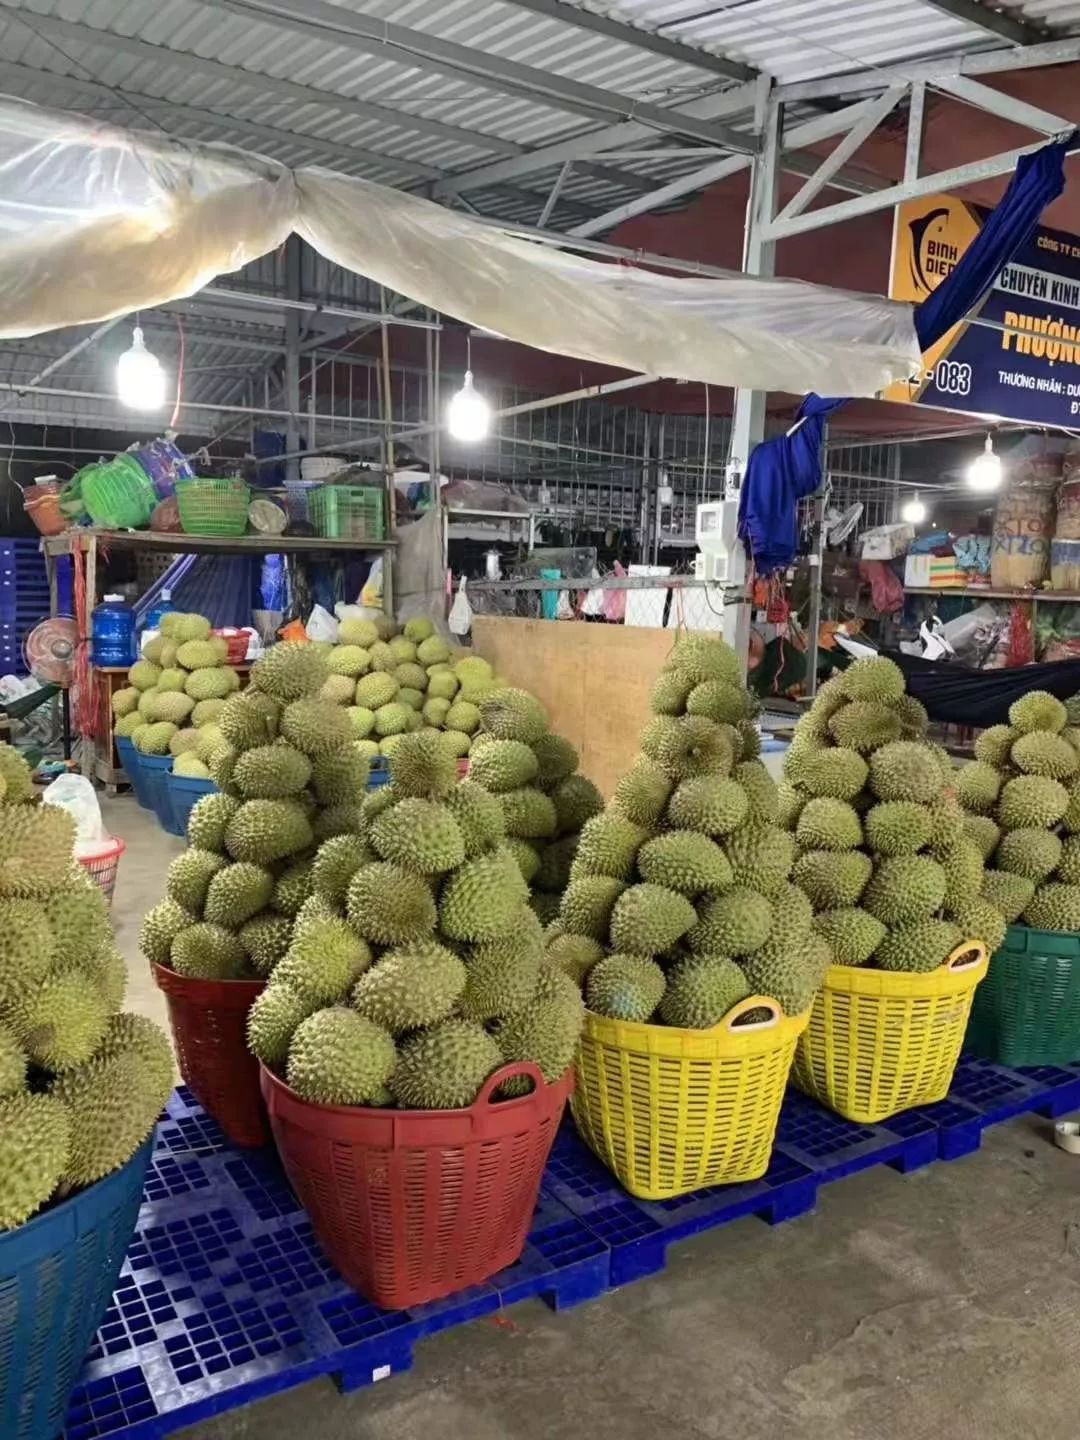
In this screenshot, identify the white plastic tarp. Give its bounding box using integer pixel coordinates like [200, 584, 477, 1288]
[0, 96, 922, 398]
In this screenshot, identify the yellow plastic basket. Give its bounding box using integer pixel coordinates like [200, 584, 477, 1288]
[571, 996, 809, 1200]
[792, 941, 989, 1124]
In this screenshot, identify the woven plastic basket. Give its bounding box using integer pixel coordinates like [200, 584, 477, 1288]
[153, 964, 269, 1148]
[166, 772, 217, 838]
[0, 1136, 152, 1440]
[967, 924, 1080, 1067]
[308, 484, 385, 541]
[572, 997, 808, 1200]
[115, 736, 153, 811]
[76, 837, 125, 906]
[793, 942, 989, 1124]
[175, 477, 251, 537]
[261, 1060, 572, 1308]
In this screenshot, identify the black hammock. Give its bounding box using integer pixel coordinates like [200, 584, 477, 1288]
[888, 655, 1080, 728]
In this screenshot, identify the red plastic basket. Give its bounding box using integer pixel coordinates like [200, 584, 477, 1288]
[153, 963, 269, 1148]
[212, 628, 250, 665]
[77, 837, 126, 906]
[261, 1060, 574, 1308]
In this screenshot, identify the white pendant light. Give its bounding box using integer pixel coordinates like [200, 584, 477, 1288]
[446, 369, 491, 443]
[117, 324, 166, 411]
[967, 433, 1003, 492]
[901, 493, 926, 524]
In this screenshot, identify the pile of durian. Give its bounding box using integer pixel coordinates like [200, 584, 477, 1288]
[464, 695, 605, 927]
[781, 655, 1006, 971]
[112, 611, 241, 777]
[955, 690, 1080, 933]
[320, 615, 510, 762]
[544, 633, 831, 1028]
[0, 743, 173, 1230]
[140, 642, 584, 1109]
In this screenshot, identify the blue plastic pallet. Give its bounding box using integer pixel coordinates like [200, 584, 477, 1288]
[65, 1056, 1080, 1439]
[64, 1089, 608, 1440]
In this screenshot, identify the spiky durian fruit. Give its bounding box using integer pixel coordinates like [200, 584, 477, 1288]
[793, 747, 868, 803]
[238, 911, 294, 976]
[232, 745, 312, 800]
[741, 936, 832, 1018]
[439, 848, 529, 942]
[166, 848, 227, 912]
[863, 801, 932, 857]
[52, 1040, 172, 1188]
[792, 849, 873, 910]
[963, 813, 1001, 861]
[666, 774, 748, 835]
[997, 775, 1070, 830]
[272, 858, 315, 917]
[500, 786, 559, 840]
[946, 898, 1006, 952]
[558, 875, 626, 939]
[874, 919, 963, 974]
[723, 825, 795, 898]
[837, 655, 905, 703]
[796, 798, 862, 852]
[250, 641, 329, 702]
[390, 1019, 503, 1108]
[573, 812, 650, 881]
[586, 954, 666, 1022]
[388, 731, 458, 799]
[974, 725, 1017, 767]
[1010, 731, 1079, 781]
[469, 739, 539, 793]
[650, 671, 694, 716]
[609, 883, 697, 955]
[478, 688, 548, 744]
[637, 831, 732, 896]
[187, 792, 241, 852]
[981, 869, 1036, 924]
[369, 798, 465, 875]
[938, 837, 985, 906]
[1024, 882, 1080, 933]
[347, 863, 438, 945]
[550, 775, 604, 833]
[828, 702, 903, 755]
[285, 1008, 396, 1106]
[546, 933, 604, 984]
[170, 923, 248, 979]
[247, 984, 319, 1067]
[0, 1022, 27, 1099]
[0, 805, 75, 898]
[140, 898, 199, 966]
[861, 854, 946, 927]
[658, 955, 750, 1029]
[868, 741, 940, 805]
[955, 761, 1003, 816]
[997, 828, 1063, 881]
[273, 918, 372, 1005]
[311, 834, 372, 905]
[811, 907, 886, 966]
[0, 1093, 70, 1229]
[688, 887, 772, 957]
[460, 914, 543, 1022]
[1009, 691, 1067, 735]
[642, 714, 735, 781]
[202, 863, 275, 927]
[5, 969, 109, 1071]
[662, 633, 741, 686]
[225, 800, 314, 865]
[492, 965, 584, 1087]
[531, 733, 579, 788]
[444, 779, 506, 857]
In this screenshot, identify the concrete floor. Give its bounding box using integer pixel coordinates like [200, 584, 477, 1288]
[106, 797, 1080, 1440]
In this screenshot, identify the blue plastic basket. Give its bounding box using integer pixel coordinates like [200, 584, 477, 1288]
[0, 1135, 152, 1440]
[138, 754, 176, 832]
[368, 757, 391, 790]
[166, 772, 218, 839]
[115, 737, 153, 811]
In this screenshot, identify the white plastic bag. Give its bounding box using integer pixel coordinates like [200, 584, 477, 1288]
[448, 577, 473, 637]
[41, 773, 105, 847]
[305, 604, 339, 643]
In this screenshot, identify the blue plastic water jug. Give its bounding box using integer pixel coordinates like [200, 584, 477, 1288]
[92, 594, 136, 667]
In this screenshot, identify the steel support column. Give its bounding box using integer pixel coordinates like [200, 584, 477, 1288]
[284, 237, 302, 483]
[727, 84, 781, 671]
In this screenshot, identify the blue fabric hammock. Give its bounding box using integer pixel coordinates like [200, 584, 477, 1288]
[738, 133, 1077, 575]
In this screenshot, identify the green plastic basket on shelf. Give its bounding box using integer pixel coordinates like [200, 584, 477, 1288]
[69, 453, 158, 529]
[175, 477, 251, 537]
[966, 923, 1080, 1067]
[309, 483, 385, 541]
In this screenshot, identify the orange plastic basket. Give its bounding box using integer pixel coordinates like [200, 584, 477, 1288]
[153, 963, 269, 1147]
[572, 997, 809, 1200]
[261, 1061, 572, 1308]
[792, 942, 989, 1124]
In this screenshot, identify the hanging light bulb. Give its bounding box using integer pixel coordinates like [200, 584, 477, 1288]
[117, 324, 166, 410]
[446, 369, 491, 442]
[967, 432, 1003, 492]
[901, 493, 927, 525]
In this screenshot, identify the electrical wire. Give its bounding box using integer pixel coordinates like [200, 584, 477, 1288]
[170, 314, 186, 430]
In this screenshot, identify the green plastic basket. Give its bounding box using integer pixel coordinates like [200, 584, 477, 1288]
[309, 484, 385, 541]
[175, 476, 251, 537]
[76, 454, 157, 529]
[966, 923, 1080, 1066]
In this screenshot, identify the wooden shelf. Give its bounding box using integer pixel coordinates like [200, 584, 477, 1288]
[905, 586, 1080, 603]
[43, 529, 396, 557]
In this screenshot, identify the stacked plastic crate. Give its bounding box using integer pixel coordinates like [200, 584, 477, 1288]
[0, 537, 53, 675]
